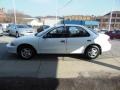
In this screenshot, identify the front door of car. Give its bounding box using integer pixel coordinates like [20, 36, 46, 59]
[66, 26, 91, 54]
[38, 26, 67, 54]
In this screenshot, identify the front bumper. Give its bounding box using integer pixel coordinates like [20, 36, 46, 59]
[19, 32, 35, 37]
[6, 44, 17, 53]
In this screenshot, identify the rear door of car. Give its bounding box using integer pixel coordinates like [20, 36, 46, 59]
[66, 26, 91, 54]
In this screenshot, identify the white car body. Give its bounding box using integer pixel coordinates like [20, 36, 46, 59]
[7, 24, 36, 37]
[7, 24, 111, 59]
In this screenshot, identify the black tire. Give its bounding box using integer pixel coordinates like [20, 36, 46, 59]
[17, 46, 36, 60]
[85, 45, 100, 60]
[16, 32, 19, 38]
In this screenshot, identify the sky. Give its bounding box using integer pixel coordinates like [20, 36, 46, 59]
[0, 0, 120, 17]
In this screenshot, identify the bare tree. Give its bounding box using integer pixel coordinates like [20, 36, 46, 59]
[5, 9, 31, 24]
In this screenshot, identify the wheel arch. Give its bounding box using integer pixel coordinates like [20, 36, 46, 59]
[85, 44, 102, 55]
[17, 44, 37, 54]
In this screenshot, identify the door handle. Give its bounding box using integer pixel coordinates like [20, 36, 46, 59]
[60, 40, 65, 43]
[87, 40, 91, 42]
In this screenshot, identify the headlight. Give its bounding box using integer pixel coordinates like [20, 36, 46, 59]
[10, 42, 16, 46]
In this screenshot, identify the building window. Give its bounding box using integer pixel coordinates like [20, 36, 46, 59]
[117, 14, 120, 17]
[111, 24, 114, 27]
[112, 14, 116, 17]
[111, 19, 115, 22]
[116, 19, 120, 22]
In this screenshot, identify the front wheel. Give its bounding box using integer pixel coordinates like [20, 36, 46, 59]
[17, 46, 35, 60]
[85, 45, 100, 59]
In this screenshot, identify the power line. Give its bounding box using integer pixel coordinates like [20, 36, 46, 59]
[59, 0, 73, 11]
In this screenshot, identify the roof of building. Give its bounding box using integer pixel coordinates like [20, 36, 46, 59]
[104, 11, 120, 16]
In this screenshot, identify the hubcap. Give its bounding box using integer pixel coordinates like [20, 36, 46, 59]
[88, 48, 98, 58]
[21, 48, 32, 59]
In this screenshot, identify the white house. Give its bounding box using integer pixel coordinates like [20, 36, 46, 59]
[27, 17, 61, 27]
[27, 18, 43, 26]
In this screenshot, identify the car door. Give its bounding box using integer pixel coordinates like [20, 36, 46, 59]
[66, 26, 91, 54]
[38, 26, 67, 54]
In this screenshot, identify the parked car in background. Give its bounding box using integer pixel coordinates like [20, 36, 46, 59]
[37, 25, 50, 33]
[7, 24, 111, 60]
[105, 30, 120, 39]
[0, 24, 3, 36]
[7, 24, 36, 37]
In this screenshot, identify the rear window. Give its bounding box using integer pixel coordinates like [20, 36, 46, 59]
[89, 29, 98, 35]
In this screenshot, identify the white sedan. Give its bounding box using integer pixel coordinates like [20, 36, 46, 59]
[7, 24, 35, 37]
[7, 24, 111, 60]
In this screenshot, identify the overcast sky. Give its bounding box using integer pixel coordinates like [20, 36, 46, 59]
[0, 0, 120, 16]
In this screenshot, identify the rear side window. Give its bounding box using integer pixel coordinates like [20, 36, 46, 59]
[67, 26, 90, 37]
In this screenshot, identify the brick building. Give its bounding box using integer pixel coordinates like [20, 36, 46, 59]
[96, 11, 120, 30]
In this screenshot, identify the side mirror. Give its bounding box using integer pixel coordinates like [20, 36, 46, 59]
[43, 35, 47, 39]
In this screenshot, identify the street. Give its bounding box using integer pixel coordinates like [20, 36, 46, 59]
[0, 35, 120, 78]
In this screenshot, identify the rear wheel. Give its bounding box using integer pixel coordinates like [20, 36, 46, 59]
[17, 46, 36, 60]
[85, 45, 100, 59]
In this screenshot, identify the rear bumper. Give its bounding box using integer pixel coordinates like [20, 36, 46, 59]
[101, 42, 112, 52]
[6, 44, 17, 53]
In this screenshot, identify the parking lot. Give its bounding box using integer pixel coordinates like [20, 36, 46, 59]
[0, 34, 120, 78]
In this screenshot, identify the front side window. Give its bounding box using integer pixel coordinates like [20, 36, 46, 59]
[45, 26, 66, 38]
[68, 26, 90, 37]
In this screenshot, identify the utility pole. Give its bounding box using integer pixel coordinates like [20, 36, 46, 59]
[108, 11, 112, 31]
[108, 0, 117, 31]
[55, 0, 58, 24]
[12, 0, 17, 24]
